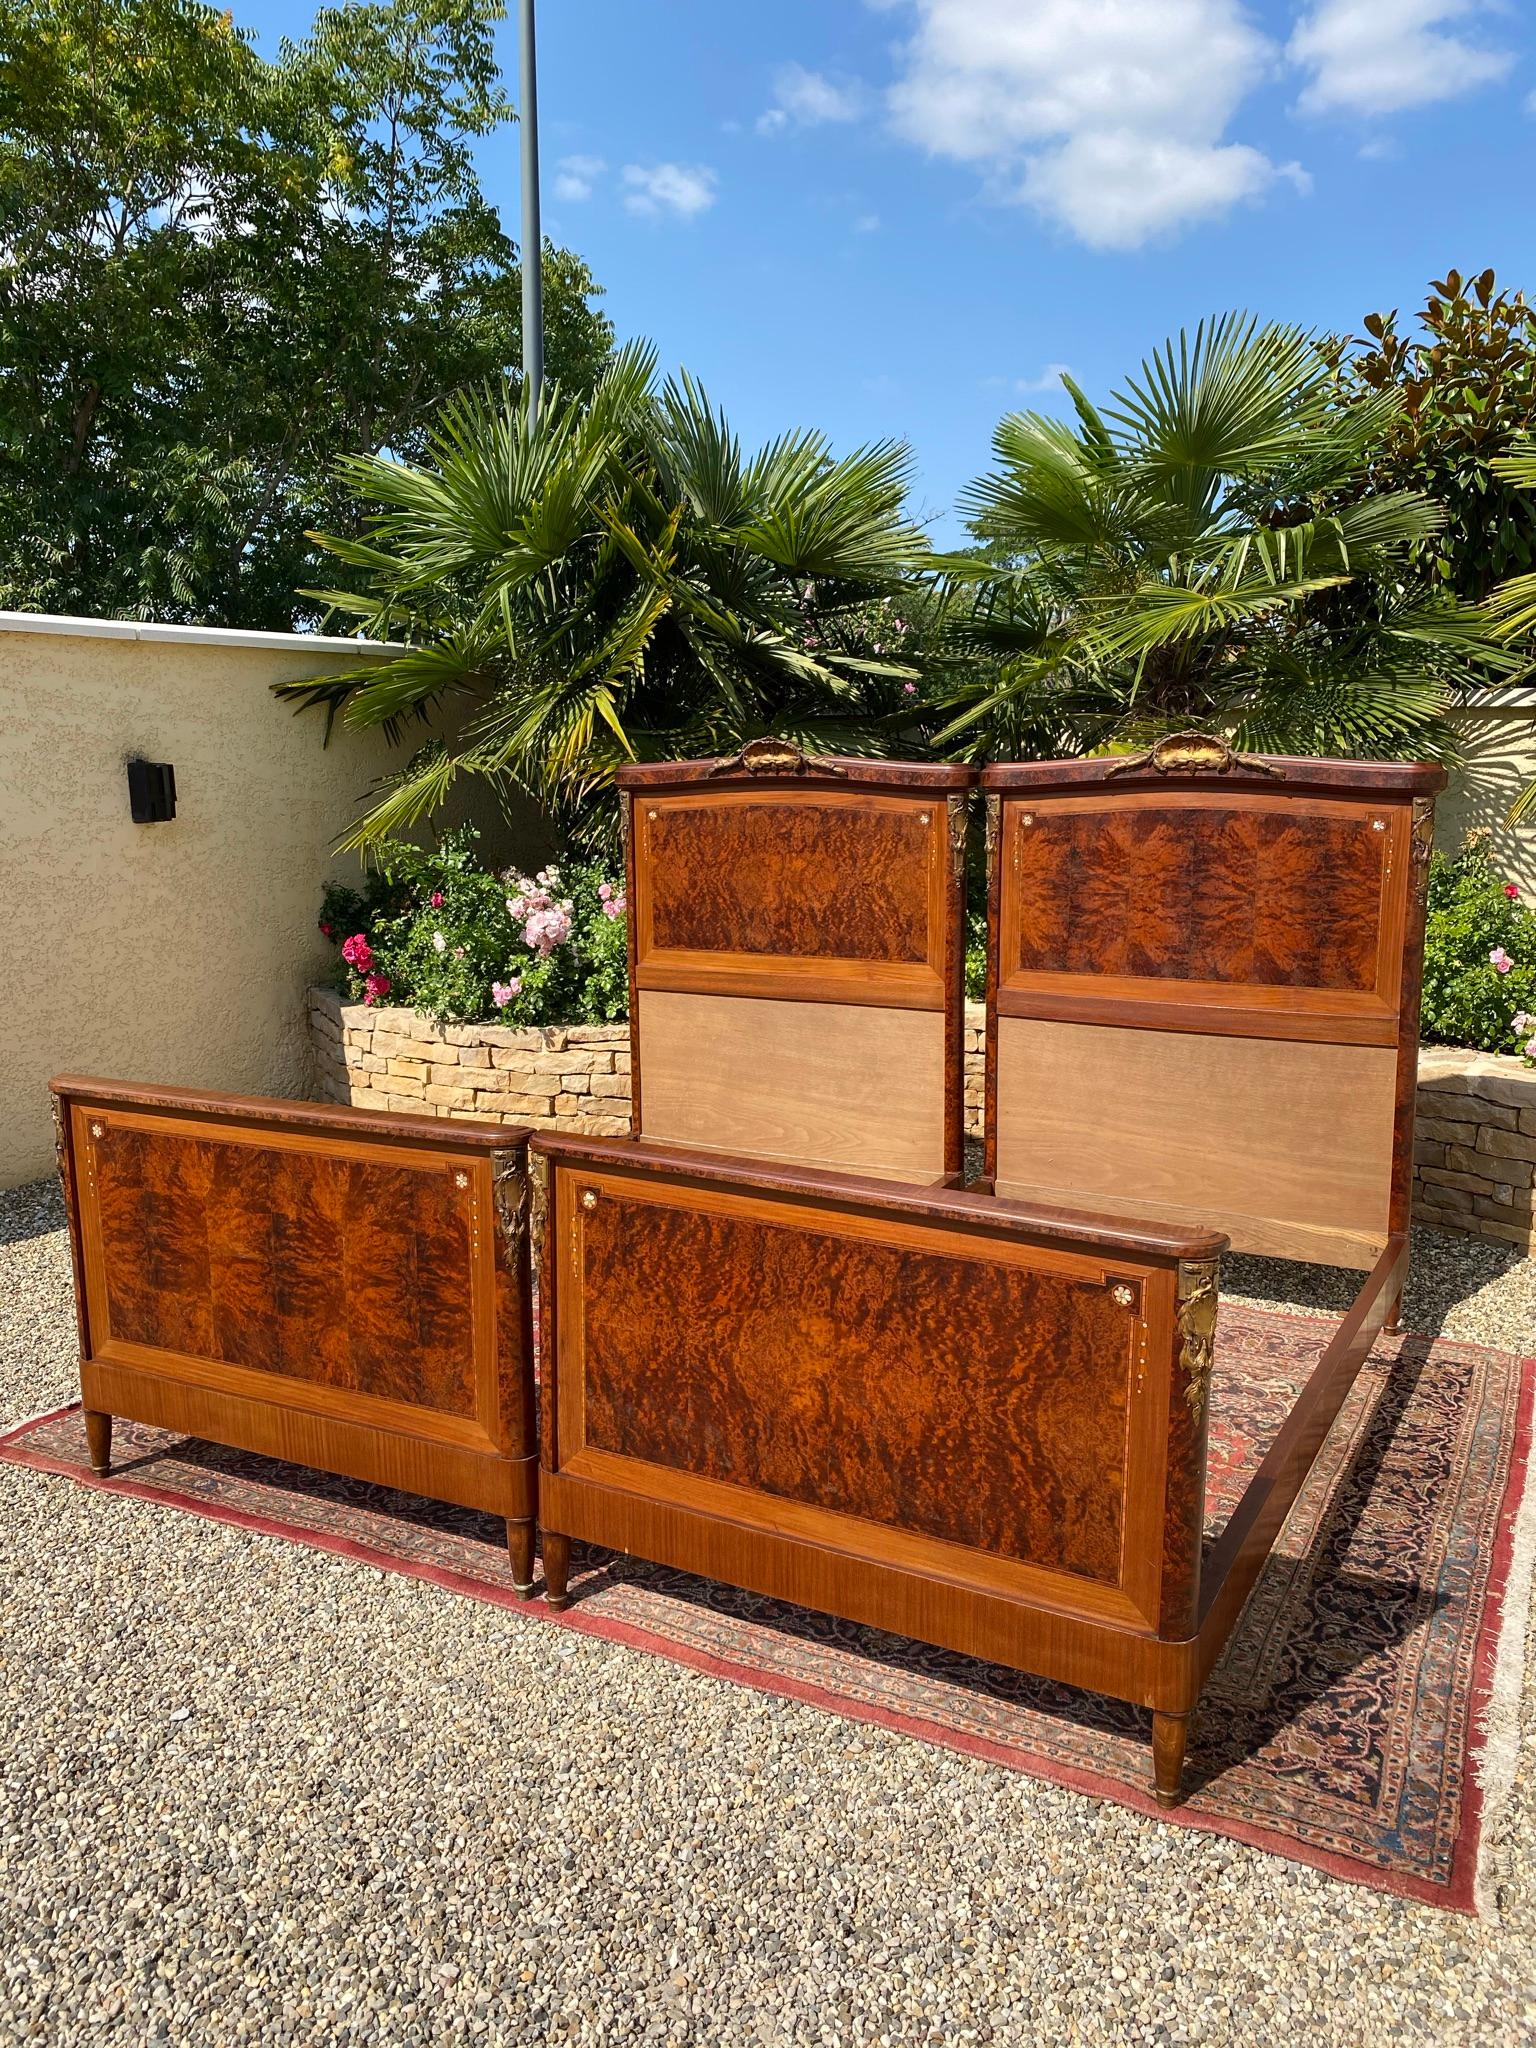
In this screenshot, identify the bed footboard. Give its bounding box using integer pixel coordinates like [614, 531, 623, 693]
[533, 1134, 1229, 1802]
[50, 1077, 537, 1589]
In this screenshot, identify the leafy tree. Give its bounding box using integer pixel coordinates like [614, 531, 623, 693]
[934, 314, 1507, 764]
[282, 343, 930, 850]
[1326, 268, 1536, 602]
[0, 0, 612, 626]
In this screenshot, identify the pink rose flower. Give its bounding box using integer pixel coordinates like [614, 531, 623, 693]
[902, 681, 917, 696]
[431, 890, 444, 908]
[362, 972, 390, 1005]
[524, 904, 573, 956]
[341, 933, 373, 972]
[319, 920, 333, 938]
[1505, 884, 1520, 899]
[1490, 947, 1514, 974]
[492, 979, 521, 1008]
[1526, 1037, 1536, 1061]
[598, 882, 612, 901]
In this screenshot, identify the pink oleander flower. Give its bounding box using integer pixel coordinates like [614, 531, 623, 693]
[362, 972, 390, 1005]
[1490, 946, 1514, 974]
[432, 930, 447, 954]
[1505, 883, 1520, 899]
[431, 890, 444, 908]
[491, 979, 520, 1009]
[602, 892, 626, 920]
[341, 933, 373, 971]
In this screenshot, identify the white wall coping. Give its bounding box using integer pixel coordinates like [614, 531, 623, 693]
[0, 608, 402, 655]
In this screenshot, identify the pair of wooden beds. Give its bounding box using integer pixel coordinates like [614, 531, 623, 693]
[51, 735, 1444, 1805]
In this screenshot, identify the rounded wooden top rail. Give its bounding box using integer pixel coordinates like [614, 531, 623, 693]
[531, 1131, 1229, 1264]
[980, 752, 1448, 796]
[617, 747, 975, 793]
[49, 1076, 528, 1153]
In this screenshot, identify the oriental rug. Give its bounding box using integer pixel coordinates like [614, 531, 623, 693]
[4, 1305, 1532, 1915]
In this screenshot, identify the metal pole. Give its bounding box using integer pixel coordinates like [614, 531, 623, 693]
[518, 0, 544, 419]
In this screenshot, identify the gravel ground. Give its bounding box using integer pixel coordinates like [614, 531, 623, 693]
[2, 1176, 1534, 2048]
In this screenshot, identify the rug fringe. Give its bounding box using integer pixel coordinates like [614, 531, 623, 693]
[1475, 1365, 1536, 1920]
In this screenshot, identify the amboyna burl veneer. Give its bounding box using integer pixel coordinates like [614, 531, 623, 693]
[615, 739, 975, 1184]
[50, 1077, 539, 1588]
[531, 1131, 1227, 1803]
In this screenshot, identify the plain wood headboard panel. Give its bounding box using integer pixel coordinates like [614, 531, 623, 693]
[993, 1017, 1397, 1268]
[636, 990, 948, 1183]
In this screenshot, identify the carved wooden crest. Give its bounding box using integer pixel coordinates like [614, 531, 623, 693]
[1104, 731, 1286, 781]
[707, 737, 846, 779]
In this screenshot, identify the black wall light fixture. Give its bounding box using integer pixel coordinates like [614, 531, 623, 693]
[127, 757, 177, 823]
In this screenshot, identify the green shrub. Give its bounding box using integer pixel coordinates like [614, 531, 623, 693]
[319, 827, 628, 1028]
[1421, 836, 1536, 1059]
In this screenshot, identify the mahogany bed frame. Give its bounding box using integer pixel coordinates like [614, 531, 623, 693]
[615, 740, 976, 1185]
[50, 1078, 539, 1589]
[532, 1131, 1227, 1802]
[537, 738, 1447, 1804]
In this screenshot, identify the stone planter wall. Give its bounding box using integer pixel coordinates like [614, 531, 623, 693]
[310, 990, 1536, 1256]
[1414, 1047, 1536, 1255]
[308, 988, 631, 1139]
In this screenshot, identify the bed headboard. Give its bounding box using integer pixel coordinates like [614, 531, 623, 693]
[979, 738, 1446, 1268]
[616, 741, 976, 1184]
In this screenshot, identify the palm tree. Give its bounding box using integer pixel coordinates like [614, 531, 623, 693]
[934, 315, 1507, 764]
[282, 343, 931, 849]
[1481, 442, 1536, 822]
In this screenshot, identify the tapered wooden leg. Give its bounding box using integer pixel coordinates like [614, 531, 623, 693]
[543, 1531, 571, 1611]
[1152, 1711, 1189, 1809]
[506, 1519, 536, 1597]
[1383, 1283, 1404, 1336]
[83, 1410, 112, 1477]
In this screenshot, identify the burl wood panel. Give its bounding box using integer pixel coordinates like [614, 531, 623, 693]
[578, 1189, 1136, 1585]
[635, 990, 947, 1181]
[646, 799, 931, 963]
[994, 1017, 1397, 1268]
[92, 1122, 478, 1415]
[1010, 801, 1386, 991]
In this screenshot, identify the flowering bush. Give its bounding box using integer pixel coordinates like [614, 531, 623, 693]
[319, 827, 628, 1027]
[1421, 835, 1536, 1058]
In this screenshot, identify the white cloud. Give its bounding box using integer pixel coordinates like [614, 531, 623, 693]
[758, 63, 866, 135]
[877, 0, 1300, 249]
[1289, 2, 1513, 118]
[854, 211, 882, 232]
[1015, 363, 1076, 393]
[621, 163, 719, 221]
[553, 154, 605, 202]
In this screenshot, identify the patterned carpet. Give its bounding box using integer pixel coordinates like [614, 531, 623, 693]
[4, 1304, 1531, 1913]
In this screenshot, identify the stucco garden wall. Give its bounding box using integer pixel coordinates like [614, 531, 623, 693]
[316, 993, 1536, 1257]
[2, 614, 403, 1187]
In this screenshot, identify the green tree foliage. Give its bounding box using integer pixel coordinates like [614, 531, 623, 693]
[0, 0, 612, 625]
[935, 314, 1507, 764]
[282, 343, 930, 850]
[1327, 268, 1536, 602]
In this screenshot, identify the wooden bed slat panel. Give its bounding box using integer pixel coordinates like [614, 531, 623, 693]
[635, 989, 949, 1182]
[994, 1017, 1397, 1270]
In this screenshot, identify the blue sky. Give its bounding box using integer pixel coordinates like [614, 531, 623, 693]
[246, 0, 1535, 540]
